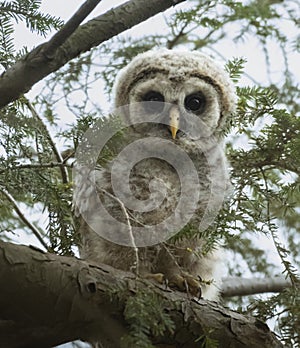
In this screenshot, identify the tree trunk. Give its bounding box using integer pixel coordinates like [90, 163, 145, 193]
[0, 241, 283, 347]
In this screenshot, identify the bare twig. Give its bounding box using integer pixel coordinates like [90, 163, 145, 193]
[162, 242, 184, 272]
[0, 187, 48, 249]
[98, 187, 139, 275]
[167, 20, 190, 49]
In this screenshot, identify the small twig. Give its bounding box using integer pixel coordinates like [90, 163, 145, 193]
[162, 242, 183, 273]
[25, 100, 69, 184]
[126, 210, 147, 227]
[61, 148, 75, 162]
[167, 21, 189, 49]
[0, 187, 48, 249]
[42, 0, 102, 58]
[98, 187, 139, 275]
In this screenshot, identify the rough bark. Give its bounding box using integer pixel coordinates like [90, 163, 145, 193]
[0, 0, 186, 108]
[0, 241, 283, 348]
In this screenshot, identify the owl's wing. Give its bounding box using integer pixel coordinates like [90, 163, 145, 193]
[72, 164, 104, 218]
[72, 111, 129, 210]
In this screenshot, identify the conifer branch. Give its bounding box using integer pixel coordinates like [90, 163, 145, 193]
[25, 100, 69, 184]
[0, 162, 72, 173]
[260, 167, 299, 285]
[0, 188, 48, 249]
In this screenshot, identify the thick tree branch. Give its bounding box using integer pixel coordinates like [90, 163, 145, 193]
[42, 0, 103, 58]
[222, 276, 292, 297]
[0, 240, 283, 348]
[0, 0, 186, 108]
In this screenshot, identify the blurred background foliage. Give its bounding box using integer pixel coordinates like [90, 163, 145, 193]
[0, 0, 299, 346]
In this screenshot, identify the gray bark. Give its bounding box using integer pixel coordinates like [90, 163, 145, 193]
[222, 276, 292, 297]
[0, 0, 186, 108]
[0, 240, 283, 348]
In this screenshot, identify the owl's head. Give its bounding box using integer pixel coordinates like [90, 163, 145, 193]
[113, 49, 236, 139]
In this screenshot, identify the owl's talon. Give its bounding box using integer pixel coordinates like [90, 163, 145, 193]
[144, 272, 165, 284]
[167, 272, 202, 298]
[144, 272, 202, 297]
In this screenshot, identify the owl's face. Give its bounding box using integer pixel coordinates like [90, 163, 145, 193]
[114, 49, 236, 142]
[127, 75, 221, 140]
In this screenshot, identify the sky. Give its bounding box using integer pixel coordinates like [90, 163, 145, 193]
[12, 0, 298, 85]
[11, 0, 299, 127]
[10, 0, 298, 131]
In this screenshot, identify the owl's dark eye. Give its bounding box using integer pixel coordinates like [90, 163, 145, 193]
[142, 91, 165, 113]
[143, 91, 164, 102]
[184, 92, 206, 114]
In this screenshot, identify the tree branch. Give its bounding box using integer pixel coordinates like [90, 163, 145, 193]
[42, 0, 103, 58]
[222, 276, 292, 297]
[0, 162, 72, 174]
[0, 0, 186, 108]
[0, 240, 283, 348]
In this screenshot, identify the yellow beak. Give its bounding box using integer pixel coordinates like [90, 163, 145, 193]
[169, 106, 180, 139]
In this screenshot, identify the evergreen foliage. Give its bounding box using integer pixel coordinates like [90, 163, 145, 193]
[122, 290, 175, 348]
[0, 0, 299, 346]
[0, 0, 63, 67]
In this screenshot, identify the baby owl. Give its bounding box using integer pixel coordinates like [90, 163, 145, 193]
[74, 49, 236, 300]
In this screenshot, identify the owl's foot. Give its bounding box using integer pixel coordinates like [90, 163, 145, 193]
[144, 272, 202, 298]
[144, 272, 165, 284]
[167, 272, 202, 298]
